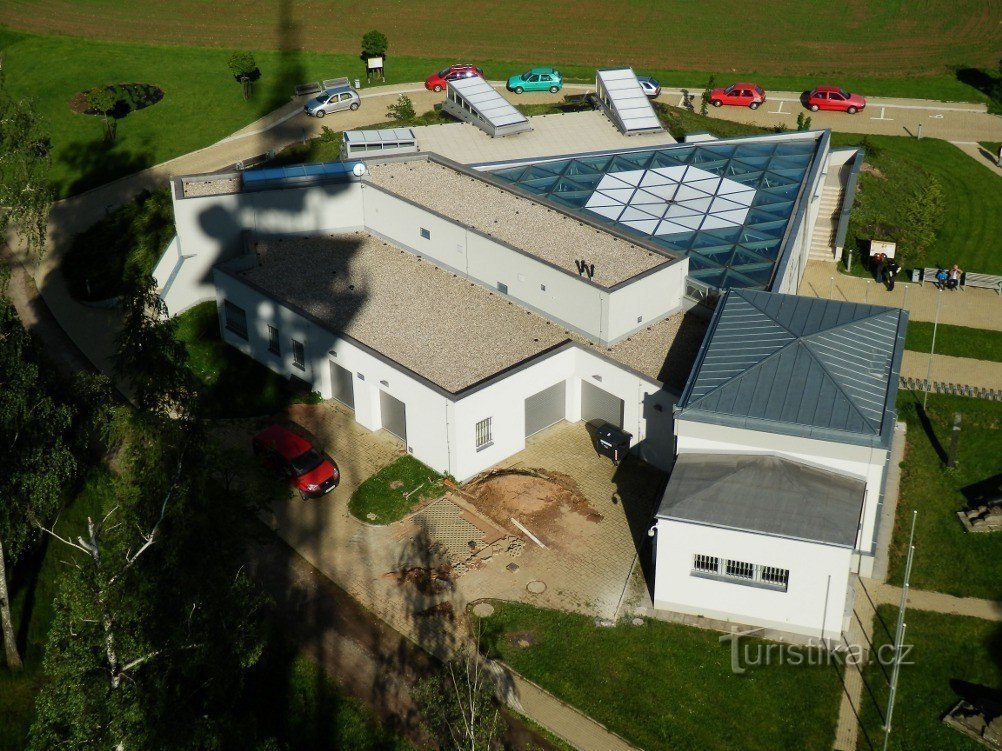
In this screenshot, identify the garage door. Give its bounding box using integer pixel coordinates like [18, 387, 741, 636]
[582, 380, 624, 428]
[380, 391, 407, 442]
[329, 361, 355, 410]
[524, 381, 566, 437]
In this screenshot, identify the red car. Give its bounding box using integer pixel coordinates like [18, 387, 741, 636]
[252, 424, 339, 498]
[709, 82, 767, 109]
[805, 86, 866, 114]
[425, 64, 485, 92]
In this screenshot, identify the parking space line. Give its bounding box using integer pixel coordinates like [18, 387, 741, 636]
[870, 107, 893, 121]
[769, 101, 786, 114]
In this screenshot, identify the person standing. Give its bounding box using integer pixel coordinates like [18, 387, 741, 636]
[886, 258, 900, 291]
[873, 252, 886, 283]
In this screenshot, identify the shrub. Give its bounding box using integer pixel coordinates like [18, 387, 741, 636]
[899, 176, 944, 267]
[386, 94, 415, 122]
[700, 75, 715, 116]
[228, 51, 259, 81]
[361, 30, 388, 58]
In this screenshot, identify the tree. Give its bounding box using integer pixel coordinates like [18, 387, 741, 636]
[700, 75, 715, 116]
[29, 413, 267, 750]
[386, 94, 416, 122]
[361, 30, 389, 59]
[0, 270, 78, 670]
[796, 112, 812, 131]
[899, 176, 945, 266]
[112, 275, 193, 416]
[86, 86, 118, 141]
[414, 648, 505, 751]
[227, 51, 258, 81]
[0, 79, 54, 257]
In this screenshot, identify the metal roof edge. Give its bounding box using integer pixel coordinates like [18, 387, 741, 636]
[675, 288, 734, 411]
[653, 515, 856, 549]
[675, 408, 887, 449]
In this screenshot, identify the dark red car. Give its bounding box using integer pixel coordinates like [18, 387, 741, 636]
[252, 424, 339, 498]
[425, 64, 485, 92]
[709, 82, 766, 109]
[805, 86, 866, 114]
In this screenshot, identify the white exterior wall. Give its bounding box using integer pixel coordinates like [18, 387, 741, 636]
[675, 419, 886, 573]
[653, 519, 852, 639]
[159, 181, 364, 313]
[605, 260, 687, 342]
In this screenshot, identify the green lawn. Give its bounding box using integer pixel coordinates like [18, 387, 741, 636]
[62, 188, 173, 301]
[832, 134, 1002, 274]
[888, 392, 1002, 599]
[905, 322, 1002, 363]
[0, 23, 996, 198]
[477, 602, 841, 751]
[174, 301, 320, 418]
[0, 468, 114, 751]
[857, 606, 1002, 751]
[349, 455, 446, 524]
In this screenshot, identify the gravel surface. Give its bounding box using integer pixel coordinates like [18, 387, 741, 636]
[240, 232, 569, 392]
[182, 176, 241, 197]
[365, 160, 670, 286]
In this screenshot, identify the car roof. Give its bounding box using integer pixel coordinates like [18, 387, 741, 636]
[325, 85, 353, 95]
[728, 82, 760, 88]
[529, 67, 557, 74]
[254, 424, 311, 457]
[813, 85, 843, 92]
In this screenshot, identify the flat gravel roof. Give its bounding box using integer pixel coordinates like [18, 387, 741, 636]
[365, 159, 670, 287]
[238, 233, 569, 392]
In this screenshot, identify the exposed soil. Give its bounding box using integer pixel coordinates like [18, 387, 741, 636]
[507, 631, 537, 649]
[861, 163, 886, 179]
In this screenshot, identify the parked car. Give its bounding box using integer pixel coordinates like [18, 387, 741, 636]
[304, 85, 360, 118]
[506, 67, 562, 94]
[252, 424, 340, 498]
[709, 82, 766, 109]
[637, 75, 661, 98]
[805, 86, 866, 114]
[425, 64, 485, 92]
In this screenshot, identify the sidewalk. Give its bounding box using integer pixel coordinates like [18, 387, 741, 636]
[870, 582, 1002, 621]
[799, 261, 1002, 331]
[900, 351, 1002, 392]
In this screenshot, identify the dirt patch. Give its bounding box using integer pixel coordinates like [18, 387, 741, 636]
[383, 565, 453, 596]
[861, 163, 886, 179]
[463, 468, 602, 547]
[507, 631, 537, 649]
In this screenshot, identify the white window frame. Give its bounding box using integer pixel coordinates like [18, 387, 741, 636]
[691, 553, 789, 592]
[475, 417, 492, 451]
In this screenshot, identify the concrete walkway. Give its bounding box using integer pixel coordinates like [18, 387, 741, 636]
[799, 261, 1002, 331]
[900, 351, 1002, 393]
[871, 583, 1002, 621]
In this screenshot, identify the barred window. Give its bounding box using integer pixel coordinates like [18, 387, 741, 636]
[725, 559, 755, 580]
[267, 325, 281, 355]
[693, 554, 719, 574]
[224, 301, 247, 340]
[761, 566, 790, 589]
[475, 417, 492, 449]
[292, 340, 306, 370]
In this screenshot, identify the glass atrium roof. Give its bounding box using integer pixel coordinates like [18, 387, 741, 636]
[488, 137, 821, 290]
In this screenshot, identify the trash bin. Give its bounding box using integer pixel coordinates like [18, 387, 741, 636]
[596, 424, 633, 464]
[354, 78, 361, 89]
[910, 268, 921, 283]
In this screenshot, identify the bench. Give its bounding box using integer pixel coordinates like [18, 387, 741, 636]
[322, 77, 350, 90]
[294, 81, 323, 97]
[919, 268, 1002, 294]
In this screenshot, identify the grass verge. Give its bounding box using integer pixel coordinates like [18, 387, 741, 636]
[857, 606, 1002, 751]
[476, 601, 841, 751]
[174, 301, 320, 418]
[904, 322, 1002, 363]
[349, 455, 446, 524]
[889, 391, 1002, 599]
[62, 188, 173, 301]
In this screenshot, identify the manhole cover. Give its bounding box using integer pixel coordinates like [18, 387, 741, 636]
[506, 562, 519, 573]
[526, 580, 546, 594]
[472, 602, 495, 618]
[632, 617, 645, 626]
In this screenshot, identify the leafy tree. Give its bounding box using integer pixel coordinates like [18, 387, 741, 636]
[0, 269, 78, 670]
[414, 648, 504, 751]
[0, 79, 53, 257]
[899, 176, 945, 266]
[795, 112, 812, 131]
[386, 94, 416, 122]
[112, 275, 193, 416]
[28, 414, 267, 750]
[86, 86, 118, 141]
[361, 30, 389, 58]
[700, 75, 716, 116]
[228, 51, 259, 81]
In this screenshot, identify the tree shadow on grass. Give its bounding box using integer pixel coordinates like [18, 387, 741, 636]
[56, 135, 156, 197]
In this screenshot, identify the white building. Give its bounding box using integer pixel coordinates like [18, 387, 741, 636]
[652, 288, 907, 638]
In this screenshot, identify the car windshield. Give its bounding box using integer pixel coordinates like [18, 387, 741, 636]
[521, 72, 532, 80]
[648, 77, 659, 87]
[755, 85, 764, 95]
[438, 68, 450, 78]
[839, 89, 851, 98]
[290, 448, 324, 476]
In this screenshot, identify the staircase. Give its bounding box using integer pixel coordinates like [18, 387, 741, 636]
[808, 181, 845, 262]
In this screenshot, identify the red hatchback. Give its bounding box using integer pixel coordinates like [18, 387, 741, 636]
[806, 86, 866, 114]
[710, 82, 767, 109]
[252, 424, 340, 498]
[425, 64, 485, 92]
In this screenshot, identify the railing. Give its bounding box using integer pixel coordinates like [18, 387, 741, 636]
[899, 376, 1000, 401]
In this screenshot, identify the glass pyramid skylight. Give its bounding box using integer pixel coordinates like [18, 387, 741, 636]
[488, 136, 821, 290]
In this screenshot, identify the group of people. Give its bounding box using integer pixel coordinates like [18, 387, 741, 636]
[933, 264, 964, 291]
[871, 252, 902, 291]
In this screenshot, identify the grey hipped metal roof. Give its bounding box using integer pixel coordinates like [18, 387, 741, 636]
[656, 454, 866, 547]
[677, 289, 907, 448]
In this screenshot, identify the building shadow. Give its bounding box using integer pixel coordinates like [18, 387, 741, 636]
[258, 0, 307, 117]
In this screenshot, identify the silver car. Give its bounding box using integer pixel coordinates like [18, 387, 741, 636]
[637, 76, 661, 98]
[304, 86, 360, 118]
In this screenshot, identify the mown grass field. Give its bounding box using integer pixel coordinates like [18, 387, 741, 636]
[2, 0, 998, 82]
